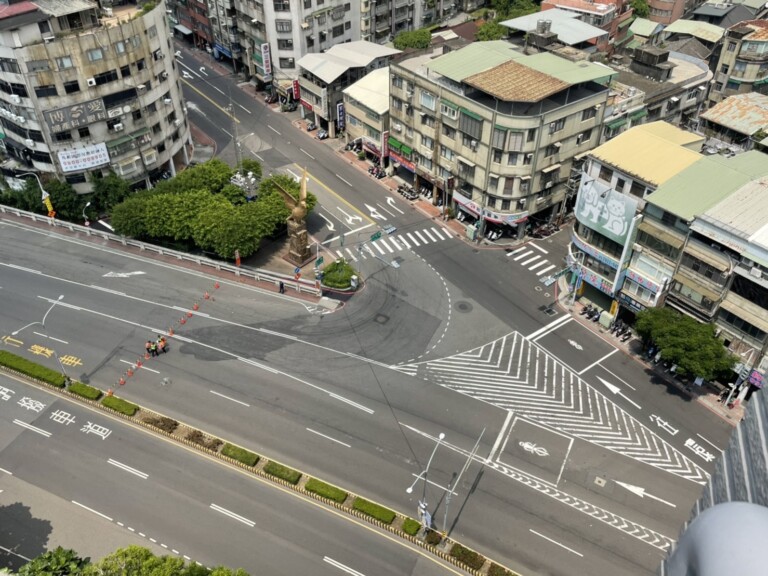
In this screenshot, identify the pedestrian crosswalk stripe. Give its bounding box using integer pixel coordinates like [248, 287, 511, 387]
[390, 237, 403, 250]
[431, 227, 445, 240]
[344, 248, 358, 262]
[507, 246, 528, 257]
[399, 235, 411, 249]
[422, 229, 437, 242]
[514, 250, 534, 261]
[536, 264, 556, 276]
[406, 232, 420, 246]
[336, 250, 345, 259]
[528, 260, 549, 271]
[380, 239, 395, 253]
[372, 242, 386, 255]
[414, 230, 428, 244]
[521, 255, 541, 266]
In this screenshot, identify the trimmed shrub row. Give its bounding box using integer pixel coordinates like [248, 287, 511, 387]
[488, 564, 515, 576]
[68, 381, 102, 400]
[0, 350, 66, 388]
[142, 415, 179, 434]
[101, 395, 138, 416]
[449, 543, 485, 571]
[402, 518, 421, 536]
[352, 497, 396, 525]
[221, 443, 259, 467]
[425, 529, 442, 546]
[187, 429, 223, 451]
[305, 478, 347, 503]
[263, 461, 302, 485]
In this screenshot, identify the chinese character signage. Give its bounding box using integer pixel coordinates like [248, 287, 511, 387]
[320, 88, 328, 118]
[57, 143, 110, 173]
[292, 79, 301, 100]
[575, 178, 638, 246]
[381, 130, 389, 158]
[261, 43, 272, 76]
[43, 99, 106, 132]
[337, 102, 345, 131]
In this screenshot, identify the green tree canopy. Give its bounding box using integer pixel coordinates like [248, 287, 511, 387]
[490, 0, 538, 19]
[18, 547, 89, 576]
[258, 174, 317, 213]
[475, 20, 509, 41]
[630, 0, 650, 18]
[90, 171, 132, 215]
[635, 307, 736, 380]
[393, 28, 432, 50]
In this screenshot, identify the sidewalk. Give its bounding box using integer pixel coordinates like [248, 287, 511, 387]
[557, 277, 744, 426]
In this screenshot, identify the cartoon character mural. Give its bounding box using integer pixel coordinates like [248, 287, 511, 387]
[575, 178, 638, 245]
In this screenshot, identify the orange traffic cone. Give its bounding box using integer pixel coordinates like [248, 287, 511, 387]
[186, 311, 193, 318]
[107, 389, 114, 397]
[119, 377, 126, 386]
[180, 317, 187, 325]
[214, 282, 220, 289]
[204, 292, 210, 300]
[136, 359, 143, 368]
[193, 303, 199, 311]
[126, 368, 134, 377]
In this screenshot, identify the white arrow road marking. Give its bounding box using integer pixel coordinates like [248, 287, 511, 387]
[376, 202, 397, 217]
[103, 271, 146, 278]
[385, 196, 405, 214]
[323, 557, 367, 576]
[318, 212, 336, 231]
[649, 414, 679, 436]
[210, 504, 255, 527]
[597, 376, 642, 410]
[337, 207, 363, 225]
[615, 481, 677, 508]
[364, 203, 387, 221]
[199, 67, 207, 76]
[182, 71, 193, 79]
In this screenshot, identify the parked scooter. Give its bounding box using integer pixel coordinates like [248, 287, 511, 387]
[306, 121, 316, 131]
[316, 129, 329, 140]
[580, 304, 593, 316]
[620, 330, 632, 343]
[592, 310, 602, 323]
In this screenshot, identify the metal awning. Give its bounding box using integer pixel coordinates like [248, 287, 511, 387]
[460, 107, 482, 121]
[542, 163, 561, 174]
[683, 242, 730, 271]
[629, 108, 648, 121]
[400, 144, 413, 155]
[457, 156, 476, 168]
[174, 24, 193, 35]
[637, 219, 685, 249]
[387, 136, 402, 150]
[720, 293, 768, 334]
[672, 272, 722, 303]
[605, 117, 628, 130]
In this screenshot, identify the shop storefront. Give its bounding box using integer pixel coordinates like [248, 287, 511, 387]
[387, 136, 415, 183]
[452, 190, 481, 225]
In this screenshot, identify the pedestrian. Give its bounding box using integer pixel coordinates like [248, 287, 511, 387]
[150, 341, 158, 357]
[279, 281, 285, 294]
[145, 340, 152, 356]
[157, 335, 167, 354]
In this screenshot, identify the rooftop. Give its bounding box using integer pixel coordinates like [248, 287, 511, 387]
[32, 0, 97, 17]
[701, 92, 768, 136]
[629, 17, 664, 38]
[541, 0, 617, 14]
[663, 19, 725, 43]
[590, 122, 703, 186]
[298, 41, 400, 84]
[501, 8, 608, 46]
[465, 59, 569, 102]
[520, 52, 614, 84]
[0, 1, 38, 20]
[425, 40, 521, 82]
[700, 176, 768, 248]
[705, 0, 768, 11]
[647, 151, 768, 220]
[730, 19, 768, 41]
[343, 66, 390, 115]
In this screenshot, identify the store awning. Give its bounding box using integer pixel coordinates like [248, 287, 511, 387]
[683, 242, 730, 271]
[400, 144, 412, 155]
[441, 99, 458, 110]
[460, 107, 482, 121]
[629, 108, 648, 121]
[457, 156, 476, 168]
[720, 293, 768, 334]
[174, 24, 193, 35]
[605, 117, 628, 130]
[672, 272, 722, 303]
[637, 219, 685, 249]
[387, 136, 402, 150]
[542, 163, 561, 174]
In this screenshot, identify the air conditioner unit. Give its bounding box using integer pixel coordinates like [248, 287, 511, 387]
[137, 84, 147, 92]
[174, 119, 182, 127]
[43, 36, 55, 44]
[161, 71, 168, 79]
[16, 116, 25, 124]
[536, 196, 546, 204]
[87, 78, 96, 87]
[113, 123, 124, 132]
[470, 140, 478, 149]
[393, 123, 402, 132]
[633, 243, 643, 253]
[554, 141, 562, 148]
[526, 153, 534, 159]
[164, 98, 172, 105]
[544, 180, 553, 189]
[670, 96, 679, 103]
[594, 104, 602, 110]
[576, 134, 584, 144]
[404, 103, 410, 109]
[406, 90, 413, 98]
[10, 94, 20, 104]
[750, 267, 762, 279]
[24, 138, 34, 147]
[698, 85, 706, 91]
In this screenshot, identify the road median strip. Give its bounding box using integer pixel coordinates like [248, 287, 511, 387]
[0, 350, 520, 576]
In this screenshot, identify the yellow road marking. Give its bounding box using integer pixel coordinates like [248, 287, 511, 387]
[181, 79, 240, 124]
[5, 373, 464, 575]
[300, 167, 373, 225]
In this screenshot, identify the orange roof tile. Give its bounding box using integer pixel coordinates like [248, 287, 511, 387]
[465, 59, 569, 103]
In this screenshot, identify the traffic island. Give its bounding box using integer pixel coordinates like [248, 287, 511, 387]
[0, 351, 521, 576]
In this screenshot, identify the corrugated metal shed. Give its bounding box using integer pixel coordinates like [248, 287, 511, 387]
[520, 52, 615, 85]
[629, 17, 664, 38]
[343, 66, 390, 115]
[500, 8, 607, 45]
[426, 41, 522, 83]
[663, 19, 725, 43]
[701, 92, 768, 137]
[465, 59, 569, 102]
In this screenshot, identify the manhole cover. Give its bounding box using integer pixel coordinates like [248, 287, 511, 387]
[539, 306, 557, 316]
[456, 301, 473, 313]
[374, 313, 389, 325]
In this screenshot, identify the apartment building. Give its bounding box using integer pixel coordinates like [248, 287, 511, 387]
[700, 92, 768, 150]
[342, 66, 391, 162]
[571, 122, 703, 308]
[540, 0, 634, 51]
[709, 20, 768, 106]
[691, 0, 768, 29]
[0, 0, 189, 194]
[502, 10, 609, 52]
[361, 0, 463, 43]
[388, 41, 614, 238]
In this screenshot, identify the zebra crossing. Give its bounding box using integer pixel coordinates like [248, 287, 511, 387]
[394, 332, 709, 485]
[332, 226, 450, 262]
[507, 245, 557, 276]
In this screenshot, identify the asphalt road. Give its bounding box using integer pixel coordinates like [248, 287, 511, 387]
[0, 372, 459, 576]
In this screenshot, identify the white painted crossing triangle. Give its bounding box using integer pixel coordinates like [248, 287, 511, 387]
[508, 245, 554, 274]
[332, 226, 451, 258]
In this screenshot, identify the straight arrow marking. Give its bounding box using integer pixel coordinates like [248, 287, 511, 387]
[615, 481, 677, 508]
[597, 377, 641, 410]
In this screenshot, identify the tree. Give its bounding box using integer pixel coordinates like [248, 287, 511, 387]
[111, 196, 150, 238]
[90, 171, 132, 214]
[491, 0, 538, 19]
[238, 159, 262, 181]
[18, 547, 89, 576]
[476, 21, 508, 41]
[393, 29, 432, 50]
[635, 307, 736, 380]
[192, 196, 259, 259]
[630, 0, 650, 17]
[257, 174, 317, 213]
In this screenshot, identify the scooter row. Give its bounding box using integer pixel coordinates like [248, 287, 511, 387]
[609, 318, 633, 343]
[368, 163, 385, 179]
[397, 184, 419, 200]
[486, 230, 503, 241]
[580, 303, 603, 324]
[531, 224, 559, 239]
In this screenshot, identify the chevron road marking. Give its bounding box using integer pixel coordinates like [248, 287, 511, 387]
[394, 332, 709, 485]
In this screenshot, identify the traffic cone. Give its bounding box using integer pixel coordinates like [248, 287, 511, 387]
[136, 359, 143, 368]
[168, 327, 174, 336]
[180, 317, 187, 325]
[186, 311, 193, 318]
[107, 389, 114, 397]
[119, 377, 126, 386]
[204, 292, 210, 300]
[145, 352, 150, 360]
[193, 303, 199, 311]
[126, 368, 134, 377]
[214, 282, 220, 289]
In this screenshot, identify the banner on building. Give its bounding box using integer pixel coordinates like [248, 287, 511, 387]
[43, 99, 107, 132]
[261, 43, 272, 76]
[575, 178, 638, 245]
[337, 102, 345, 131]
[381, 130, 389, 158]
[57, 142, 110, 173]
[292, 80, 301, 101]
[320, 87, 328, 118]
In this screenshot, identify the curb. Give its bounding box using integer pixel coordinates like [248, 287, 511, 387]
[1, 364, 518, 576]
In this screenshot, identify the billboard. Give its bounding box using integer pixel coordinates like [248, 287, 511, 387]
[44, 99, 107, 132]
[57, 142, 110, 173]
[261, 43, 272, 76]
[575, 179, 638, 245]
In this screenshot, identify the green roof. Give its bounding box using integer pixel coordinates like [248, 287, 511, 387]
[629, 17, 661, 38]
[646, 151, 768, 221]
[663, 19, 724, 44]
[518, 53, 615, 86]
[427, 41, 522, 83]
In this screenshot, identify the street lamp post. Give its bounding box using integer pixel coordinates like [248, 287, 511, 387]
[82, 201, 91, 226]
[406, 432, 445, 514]
[569, 250, 586, 309]
[12, 295, 69, 378]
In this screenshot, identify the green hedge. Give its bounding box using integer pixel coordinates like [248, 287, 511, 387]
[425, 529, 442, 546]
[322, 259, 356, 289]
[449, 543, 485, 570]
[68, 381, 102, 400]
[305, 478, 347, 503]
[222, 443, 260, 467]
[402, 518, 421, 536]
[263, 461, 302, 485]
[0, 350, 66, 388]
[488, 564, 515, 576]
[101, 395, 139, 416]
[352, 498, 396, 525]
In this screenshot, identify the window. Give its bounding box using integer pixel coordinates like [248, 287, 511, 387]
[93, 69, 119, 86]
[38, 21, 51, 34]
[458, 159, 475, 180]
[304, 0, 311, 6]
[56, 56, 74, 70]
[136, 58, 146, 71]
[35, 85, 57, 98]
[598, 164, 613, 182]
[345, 21, 351, 30]
[279, 58, 295, 68]
[274, 0, 290, 8]
[87, 48, 104, 62]
[132, 109, 142, 121]
[577, 129, 592, 145]
[680, 253, 725, 284]
[442, 124, 455, 139]
[549, 117, 565, 133]
[545, 144, 558, 157]
[27, 60, 50, 72]
[527, 129, 536, 142]
[501, 199, 510, 211]
[726, 80, 739, 91]
[492, 127, 506, 149]
[440, 145, 455, 160]
[616, 177, 627, 192]
[461, 133, 475, 148]
[727, 41, 737, 52]
[492, 148, 503, 163]
[507, 131, 523, 151]
[718, 310, 766, 342]
[720, 64, 730, 74]
[120, 64, 131, 78]
[421, 114, 435, 128]
[63, 80, 80, 95]
[306, 35, 314, 48]
[489, 175, 499, 191]
[332, 24, 344, 37]
[78, 127, 90, 139]
[507, 152, 518, 166]
[487, 197, 496, 209]
[65, 173, 87, 184]
[147, 25, 157, 38]
[733, 61, 747, 77]
[392, 75, 403, 89]
[629, 181, 645, 198]
[636, 230, 678, 259]
[115, 40, 127, 54]
[715, 81, 724, 91]
[421, 134, 434, 150]
[440, 101, 457, 119]
[459, 111, 482, 140]
[278, 39, 293, 49]
[420, 91, 436, 111]
[391, 97, 402, 111]
[54, 131, 72, 142]
[276, 20, 292, 32]
[520, 179, 530, 193]
[523, 153, 532, 165]
[660, 210, 677, 226]
[581, 107, 597, 121]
